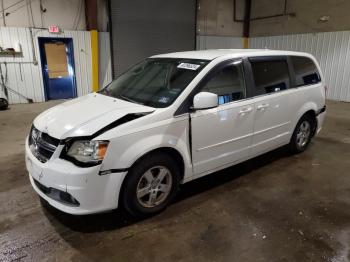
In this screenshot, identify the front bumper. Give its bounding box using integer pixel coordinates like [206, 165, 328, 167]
[25, 139, 127, 215]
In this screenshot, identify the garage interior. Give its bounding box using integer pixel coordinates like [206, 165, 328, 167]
[1, 0, 350, 261]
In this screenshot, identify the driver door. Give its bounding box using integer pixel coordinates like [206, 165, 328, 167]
[191, 60, 255, 176]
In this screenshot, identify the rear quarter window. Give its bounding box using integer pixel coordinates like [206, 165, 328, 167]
[290, 56, 321, 86]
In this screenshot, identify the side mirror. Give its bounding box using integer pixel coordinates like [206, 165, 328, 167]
[193, 92, 218, 110]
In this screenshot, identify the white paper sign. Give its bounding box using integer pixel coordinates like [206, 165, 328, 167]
[177, 63, 201, 70]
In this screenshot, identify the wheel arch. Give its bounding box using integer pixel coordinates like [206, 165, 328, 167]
[292, 102, 318, 135]
[128, 147, 185, 180]
[117, 147, 186, 208]
[292, 108, 317, 139]
[303, 110, 317, 136]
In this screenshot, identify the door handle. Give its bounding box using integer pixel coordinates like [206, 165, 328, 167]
[257, 103, 270, 110]
[239, 107, 252, 114]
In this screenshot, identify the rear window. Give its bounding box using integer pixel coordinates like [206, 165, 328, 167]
[290, 56, 321, 86]
[250, 59, 291, 95]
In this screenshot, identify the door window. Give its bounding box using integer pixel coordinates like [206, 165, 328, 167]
[39, 37, 76, 100]
[44, 42, 69, 79]
[201, 61, 246, 105]
[250, 59, 291, 95]
[290, 56, 321, 86]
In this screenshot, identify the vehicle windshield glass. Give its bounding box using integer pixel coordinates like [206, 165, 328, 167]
[99, 58, 209, 108]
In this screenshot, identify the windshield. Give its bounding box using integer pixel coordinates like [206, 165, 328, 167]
[99, 58, 209, 108]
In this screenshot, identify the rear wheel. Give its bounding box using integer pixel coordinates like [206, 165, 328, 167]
[0, 98, 8, 110]
[121, 153, 180, 217]
[289, 115, 314, 153]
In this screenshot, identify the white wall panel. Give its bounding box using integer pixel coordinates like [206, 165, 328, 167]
[34, 28, 93, 100]
[250, 31, 350, 102]
[99, 32, 112, 88]
[197, 35, 243, 50]
[0, 0, 86, 30]
[0, 27, 43, 104]
[0, 27, 112, 104]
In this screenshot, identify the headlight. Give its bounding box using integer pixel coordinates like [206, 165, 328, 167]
[66, 140, 109, 164]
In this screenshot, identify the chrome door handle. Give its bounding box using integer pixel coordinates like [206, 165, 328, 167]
[239, 107, 252, 114]
[257, 103, 270, 110]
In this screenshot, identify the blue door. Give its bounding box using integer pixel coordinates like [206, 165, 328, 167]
[39, 37, 77, 100]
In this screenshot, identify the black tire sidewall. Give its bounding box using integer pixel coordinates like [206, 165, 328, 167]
[121, 153, 180, 217]
[0, 98, 8, 110]
[290, 115, 313, 153]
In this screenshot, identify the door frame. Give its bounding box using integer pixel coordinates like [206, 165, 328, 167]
[38, 37, 77, 101]
[245, 55, 296, 156]
[188, 58, 256, 175]
[174, 57, 255, 116]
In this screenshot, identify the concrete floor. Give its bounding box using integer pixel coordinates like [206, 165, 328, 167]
[0, 100, 349, 262]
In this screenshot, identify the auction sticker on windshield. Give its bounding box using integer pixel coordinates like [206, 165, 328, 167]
[177, 63, 201, 70]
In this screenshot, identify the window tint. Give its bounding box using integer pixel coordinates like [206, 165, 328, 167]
[251, 59, 291, 95]
[291, 56, 321, 86]
[201, 61, 246, 105]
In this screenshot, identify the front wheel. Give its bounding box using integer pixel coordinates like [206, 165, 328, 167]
[289, 115, 314, 153]
[121, 153, 180, 217]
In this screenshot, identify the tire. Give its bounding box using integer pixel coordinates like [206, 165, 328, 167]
[0, 98, 8, 110]
[289, 114, 314, 154]
[121, 152, 180, 217]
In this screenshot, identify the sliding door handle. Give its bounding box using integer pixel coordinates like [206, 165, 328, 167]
[257, 103, 270, 110]
[239, 107, 252, 114]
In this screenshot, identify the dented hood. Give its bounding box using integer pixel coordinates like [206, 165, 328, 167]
[33, 93, 155, 139]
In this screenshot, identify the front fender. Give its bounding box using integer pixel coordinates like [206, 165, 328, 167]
[120, 134, 190, 169]
[101, 117, 193, 180]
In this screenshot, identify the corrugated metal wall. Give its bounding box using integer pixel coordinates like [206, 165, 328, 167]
[0, 27, 92, 104]
[0, 27, 112, 104]
[1, 27, 44, 104]
[197, 35, 243, 50]
[250, 31, 350, 102]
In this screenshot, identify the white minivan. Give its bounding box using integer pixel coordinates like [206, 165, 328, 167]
[25, 49, 326, 216]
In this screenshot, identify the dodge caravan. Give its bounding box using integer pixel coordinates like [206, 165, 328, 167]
[25, 49, 326, 216]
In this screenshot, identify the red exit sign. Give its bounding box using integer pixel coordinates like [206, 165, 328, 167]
[49, 25, 60, 34]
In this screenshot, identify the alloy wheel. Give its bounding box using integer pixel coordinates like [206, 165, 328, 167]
[136, 166, 173, 208]
[296, 121, 311, 149]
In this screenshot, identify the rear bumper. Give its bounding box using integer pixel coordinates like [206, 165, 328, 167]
[25, 139, 128, 215]
[316, 106, 326, 134]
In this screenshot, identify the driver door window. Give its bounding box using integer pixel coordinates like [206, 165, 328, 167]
[202, 61, 246, 105]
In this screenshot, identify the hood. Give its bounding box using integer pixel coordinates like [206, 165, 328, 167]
[33, 93, 155, 139]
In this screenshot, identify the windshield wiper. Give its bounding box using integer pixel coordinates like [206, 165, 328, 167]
[117, 94, 143, 105]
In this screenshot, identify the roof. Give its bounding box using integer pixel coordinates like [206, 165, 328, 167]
[151, 49, 313, 60]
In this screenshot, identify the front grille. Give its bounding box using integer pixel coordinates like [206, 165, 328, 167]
[29, 126, 60, 163]
[41, 132, 60, 147]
